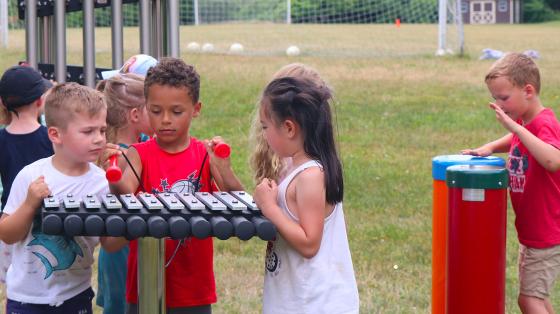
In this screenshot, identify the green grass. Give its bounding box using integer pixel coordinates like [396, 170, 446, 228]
[2, 21, 560, 313]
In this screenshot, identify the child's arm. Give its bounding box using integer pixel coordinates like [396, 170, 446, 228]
[205, 137, 244, 191]
[0, 176, 51, 244]
[490, 102, 560, 172]
[101, 144, 143, 194]
[100, 237, 129, 253]
[461, 133, 512, 156]
[254, 168, 325, 259]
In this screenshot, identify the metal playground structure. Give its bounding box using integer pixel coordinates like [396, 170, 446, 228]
[16, 2, 277, 314]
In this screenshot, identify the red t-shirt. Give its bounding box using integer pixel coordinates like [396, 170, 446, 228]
[509, 108, 560, 248]
[126, 137, 217, 307]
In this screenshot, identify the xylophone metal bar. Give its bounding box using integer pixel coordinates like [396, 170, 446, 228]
[40, 191, 276, 241]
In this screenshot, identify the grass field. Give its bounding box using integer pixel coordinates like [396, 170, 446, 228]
[1, 22, 560, 313]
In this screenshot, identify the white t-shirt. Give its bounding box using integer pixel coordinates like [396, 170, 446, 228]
[3, 156, 108, 306]
[263, 160, 359, 314]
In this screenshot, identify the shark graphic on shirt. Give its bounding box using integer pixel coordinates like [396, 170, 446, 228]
[27, 230, 83, 279]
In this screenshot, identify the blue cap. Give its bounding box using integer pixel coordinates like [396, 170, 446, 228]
[432, 154, 506, 181]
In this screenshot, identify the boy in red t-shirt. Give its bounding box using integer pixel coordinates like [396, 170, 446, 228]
[104, 57, 243, 314]
[463, 52, 560, 313]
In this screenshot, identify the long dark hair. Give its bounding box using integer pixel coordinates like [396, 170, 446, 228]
[261, 77, 343, 204]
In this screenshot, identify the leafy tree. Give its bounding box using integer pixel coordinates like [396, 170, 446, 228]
[545, 0, 560, 11]
[523, 0, 557, 22]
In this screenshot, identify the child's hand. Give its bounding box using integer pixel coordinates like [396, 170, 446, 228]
[25, 176, 51, 210]
[254, 178, 279, 218]
[100, 143, 122, 171]
[489, 102, 522, 134]
[461, 146, 492, 157]
[204, 136, 231, 168]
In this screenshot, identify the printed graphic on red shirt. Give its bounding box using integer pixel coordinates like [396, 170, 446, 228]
[508, 145, 528, 193]
[151, 171, 200, 194]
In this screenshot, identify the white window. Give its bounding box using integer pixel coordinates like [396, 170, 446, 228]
[498, 0, 508, 12]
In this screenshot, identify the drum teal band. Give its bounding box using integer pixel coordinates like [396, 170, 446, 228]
[446, 165, 509, 189]
[432, 155, 505, 181]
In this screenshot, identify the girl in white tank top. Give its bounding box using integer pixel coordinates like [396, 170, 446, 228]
[253, 76, 359, 314]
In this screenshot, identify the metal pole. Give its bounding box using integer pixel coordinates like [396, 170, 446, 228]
[436, 0, 447, 56]
[111, 0, 124, 69]
[286, 0, 291, 24]
[167, 0, 180, 57]
[25, 0, 37, 68]
[0, 0, 8, 48]
[138, 3, 166, 313]
[152, 0, 162, 58]
[455, 0, 464, 56]
[193, 0, 199, 25]
[83, 0, 96, 88]
[49, 17, 56, 63]
[138, 238, 166, 314]
[54, 0, 66, 82]
[38, 16, 54, 63]
[139, 0, 151, 54]
[38, 17, 46, 62]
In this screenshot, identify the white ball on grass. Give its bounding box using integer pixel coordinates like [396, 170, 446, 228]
[186, 42, 201, 52]
[286, 45, 301, 57]
[229, 43, 244, 54]
[201, 43, 215, 53]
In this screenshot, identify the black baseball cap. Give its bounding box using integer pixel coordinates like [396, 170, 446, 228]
[0, 65, 53, 111]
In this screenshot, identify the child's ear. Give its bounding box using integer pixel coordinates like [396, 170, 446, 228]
[129, 108, 140, 123]
[284, 119, 297, 138]
[35, 97, 43, 108]
[524, 84, 536, 98]
[193, 101, 202, 118]
[48, 126, 61, 144]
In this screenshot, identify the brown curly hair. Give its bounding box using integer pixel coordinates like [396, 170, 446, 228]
[144, 57, 200, 103]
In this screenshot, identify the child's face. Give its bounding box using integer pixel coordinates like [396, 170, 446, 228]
[487, 76, 530, 121]
[146, 84, 201, 148]
[54, 111, 107, 163]
[259, 105, 291, 157]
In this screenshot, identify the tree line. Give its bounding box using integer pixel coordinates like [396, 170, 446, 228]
[8, 0, 560, 27]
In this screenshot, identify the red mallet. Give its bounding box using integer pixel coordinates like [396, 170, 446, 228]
[213, 141, 231, 159]
[106, 155, 122, 182]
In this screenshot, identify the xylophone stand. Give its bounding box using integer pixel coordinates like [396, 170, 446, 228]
[40, 190, 275, 314]
[138, 238, 166, 314]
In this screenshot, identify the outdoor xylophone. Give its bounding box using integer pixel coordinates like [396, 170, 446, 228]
[39, 191, 276, 241]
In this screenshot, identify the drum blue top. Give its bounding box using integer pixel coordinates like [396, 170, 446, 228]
[432, 154, 506, 181]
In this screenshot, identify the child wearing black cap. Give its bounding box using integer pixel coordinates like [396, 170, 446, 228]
[0, 65, 54, 210]
[0, 65, 54, 309]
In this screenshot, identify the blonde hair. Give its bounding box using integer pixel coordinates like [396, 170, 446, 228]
[97, 73, 145, 143]
[249, 63, 331, 183]
[44, 82, 106, 129]
[485, 52, 541, 94]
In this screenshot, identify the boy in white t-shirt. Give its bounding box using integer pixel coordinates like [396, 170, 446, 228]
[0, 83, 122, 314]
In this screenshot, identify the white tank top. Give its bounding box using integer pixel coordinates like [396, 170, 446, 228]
[263, 160, 359, 314]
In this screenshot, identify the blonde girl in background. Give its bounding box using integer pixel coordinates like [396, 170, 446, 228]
[95, 73, 152, 314]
